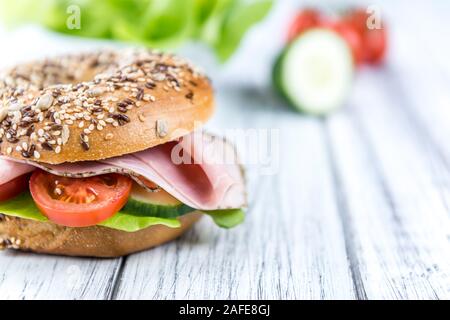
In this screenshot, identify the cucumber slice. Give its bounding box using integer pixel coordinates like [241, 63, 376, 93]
[274, 28, 354, 115]
[121, 184, 194, 219]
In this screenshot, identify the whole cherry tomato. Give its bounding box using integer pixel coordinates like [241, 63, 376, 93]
[344, 8, 387, 64]
[287, 9, 321, 43]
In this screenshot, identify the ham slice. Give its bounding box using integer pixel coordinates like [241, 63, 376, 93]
[0, 159, 35, 185]
[0, 132, 246, 210]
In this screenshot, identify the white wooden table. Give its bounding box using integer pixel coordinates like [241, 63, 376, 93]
[0, 0, 449, 299]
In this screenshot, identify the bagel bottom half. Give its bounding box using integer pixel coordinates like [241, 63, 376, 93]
[0, 213, 201, 258]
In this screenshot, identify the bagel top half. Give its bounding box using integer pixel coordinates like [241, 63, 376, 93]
[0, 49, 214, 164]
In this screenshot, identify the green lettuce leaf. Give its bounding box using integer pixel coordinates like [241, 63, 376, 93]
[111, 0, 196, 48]
[204, 208, 245, 228]
[0, 192, 244, 232]
[0, 192, 48, 222]
[99, 211, 181, 232]
[0, 0, 272, 61]
[213, 0, 273, 60]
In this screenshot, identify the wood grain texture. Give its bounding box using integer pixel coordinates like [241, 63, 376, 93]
[325, 72, 450, 299]
[0, 251, 122, 299]
[0, 0, 450, 300]
[112, 87, 355, 299]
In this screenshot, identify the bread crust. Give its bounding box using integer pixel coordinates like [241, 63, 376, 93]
[0, 49, 213, 164]
[0, 213, 201, 257]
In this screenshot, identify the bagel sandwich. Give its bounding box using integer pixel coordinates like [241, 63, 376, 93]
[0, 49, 246, 257]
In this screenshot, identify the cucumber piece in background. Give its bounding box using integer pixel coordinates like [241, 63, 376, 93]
[273, 28, 354, 115]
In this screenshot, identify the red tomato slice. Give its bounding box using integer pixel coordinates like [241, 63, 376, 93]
[0, 174, 30, 202]
[344, 8, 387, 64]
[29, 171, 132, 227]
[287, 9, 321, 43]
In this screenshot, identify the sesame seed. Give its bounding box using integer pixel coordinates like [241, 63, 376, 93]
[55, 146, 61, 154]
[33, 150, 41, 159]
[105, 133, 114, 140]
[0, 108, 8, 122]
[61, 125, 70, 145]
[156, 119, 168, 137]
[41, 142, 53, 150]
[8, 101, 22, 112]
[153, 73, 166, 81]
[80, 134, 90, 151]
[186, 91, 194, 100]
[145, 82, 156, 89]
[87, 87, 104, 97]
[36, 93, 54, 110]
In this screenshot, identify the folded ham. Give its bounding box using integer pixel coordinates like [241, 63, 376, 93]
[0, 159, 35, 185]
[0, 132, 246, 210]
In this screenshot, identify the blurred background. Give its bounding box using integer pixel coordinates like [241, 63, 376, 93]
[0, 1, 449, 118]
[0, 0, 450, 300]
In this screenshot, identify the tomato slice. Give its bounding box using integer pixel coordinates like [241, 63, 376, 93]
[0, 174, 30, 202]
[29, 171, 132, 227]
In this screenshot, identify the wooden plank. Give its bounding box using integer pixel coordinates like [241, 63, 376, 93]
[1, 0, 448, 299]
[0, 251, 121, 299]
[384, 1, 450, 163]
[112, 86, 356, 299]
[325, 71, 450, 299]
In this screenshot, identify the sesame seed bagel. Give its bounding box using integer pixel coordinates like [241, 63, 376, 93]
[0, 49, 213, 164]
[0, 212, 201, 257]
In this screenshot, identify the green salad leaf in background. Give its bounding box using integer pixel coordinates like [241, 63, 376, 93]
[0, 0, 273, 61]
